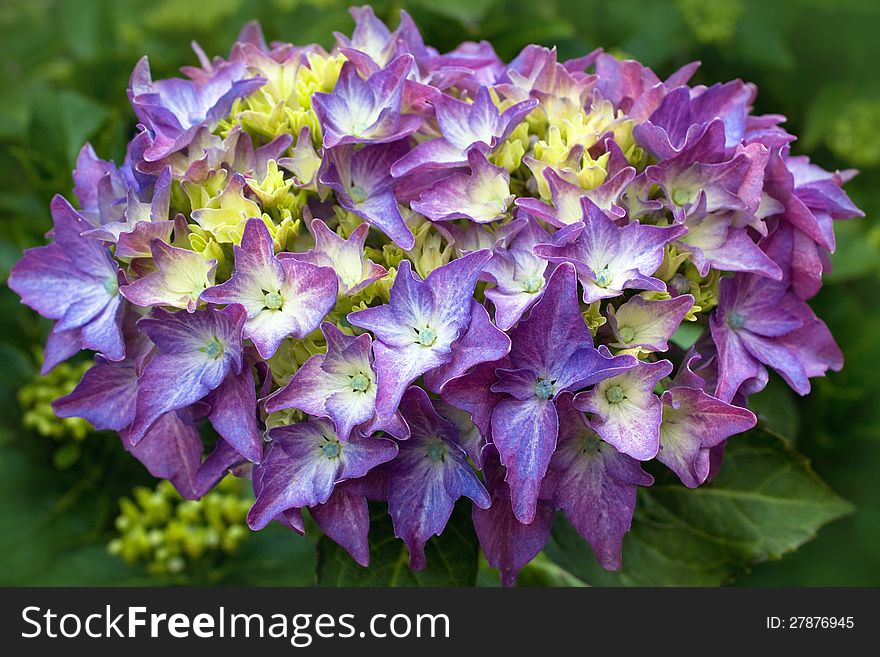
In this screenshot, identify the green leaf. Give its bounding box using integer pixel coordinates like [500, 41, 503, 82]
[749, 375, 800, 445]
[412, 0, 498, 28]
[316, 502, 480, 586]
[827, 220, 880, 283]
[545, 430, 853, 586]
[738, 2, 795, 70]
[517, 552, 588, 587]
[220, 527, 317, 586]
[670, 322, 704, 350]
[0, 436, 147, 585]
[28, 89, 110, 172]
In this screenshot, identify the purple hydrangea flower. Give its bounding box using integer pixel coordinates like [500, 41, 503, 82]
[247, 417, 397, 531]
[313, 55, 421, 148]
[120, 239, 217, 312]
[128, 304, 247, 443]
[291, 218, 388, 295]
[348, 250, 508, 418]
[534, 201, 686, 303]
[9, 196, 124, 370]
[487, 263, 635, 523]
[391, 86, 536, 176]
[658, 386, 756, 488]
[264, 322, 380, 441]
[8, 11, 866, 582]
[411, 150, 513, 223]
[543, 394, 653, 569]
[574, 358, 672, 461]
[711, 270, 843, 402]
[127, 411, 205, 500]
[128, 57, 264, 162]
[200, 218, 338, 359]
[516, 165, 635, 227]
[320, 140, 415, 249]
[633, 81, 754, 160]
[384, 386, 491, 570]
[480, 215, 552, 330]
[606, 294, 695, 352]
[334, 5, 402, 69]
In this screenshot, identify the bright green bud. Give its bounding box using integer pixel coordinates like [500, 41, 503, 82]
[582, 301, 607, 336]
[109, 475, 251, 580]
[332, 206, 364, 239]
[407, 215, 453, 278]
[18, 352, 93, 452]
[247, 160, 293, 208]
[491, 122, 530, 172]
[653, 245, 691, 282]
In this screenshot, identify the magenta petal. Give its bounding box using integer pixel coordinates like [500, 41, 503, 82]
[385, 387, 490, 569]
[658, 387, 756, 488]
[310, 483, 371, 567]
[194, 439, 249, 497]
[206, 367, 263, 464]
[473, 492, 554, 587]
[52, 356, 137, 432]
[128, 304, 246, 443]
[547, 394, 653, 569]
[490, 396, 558, 524]
[115, 220, 175, 260]
[440, 359, 507, 440]
[126, 411, 203, 500]
[248, 419, 397, 530]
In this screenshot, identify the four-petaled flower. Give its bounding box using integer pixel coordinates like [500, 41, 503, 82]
[201, 218, 338, 359]
[348, 250, 509, 418]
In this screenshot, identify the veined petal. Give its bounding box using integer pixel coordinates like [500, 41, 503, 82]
[248, 418, 397, 530]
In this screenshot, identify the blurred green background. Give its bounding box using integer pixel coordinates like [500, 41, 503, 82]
[0, 0, 877, 586]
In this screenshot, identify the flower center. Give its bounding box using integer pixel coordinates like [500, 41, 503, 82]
[672, 188, 692, 206]
[103, 276, 119, 296]
[522, 275, 543, 294]
[426, 440, 446, 463]
[595, 266, 613, 288]
[727, 311, 746, 330]
[535, 379, 555, 400]
[618, 326, 635, 343]
[580, 433, 600, 454]
[321, 440, 341, 459]
[264, 291, 283, 310]
[350, 372, 370, 393]
[417, 327, 437, 346]
[605, 385, 626, 404]
[349, 184, 368, 204]
[202, 338, 224, 360]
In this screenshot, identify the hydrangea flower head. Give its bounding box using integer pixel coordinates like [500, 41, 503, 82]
[10, 6, 864, 584]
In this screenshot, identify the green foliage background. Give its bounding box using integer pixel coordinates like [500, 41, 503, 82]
[0, 0, 877, 586]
